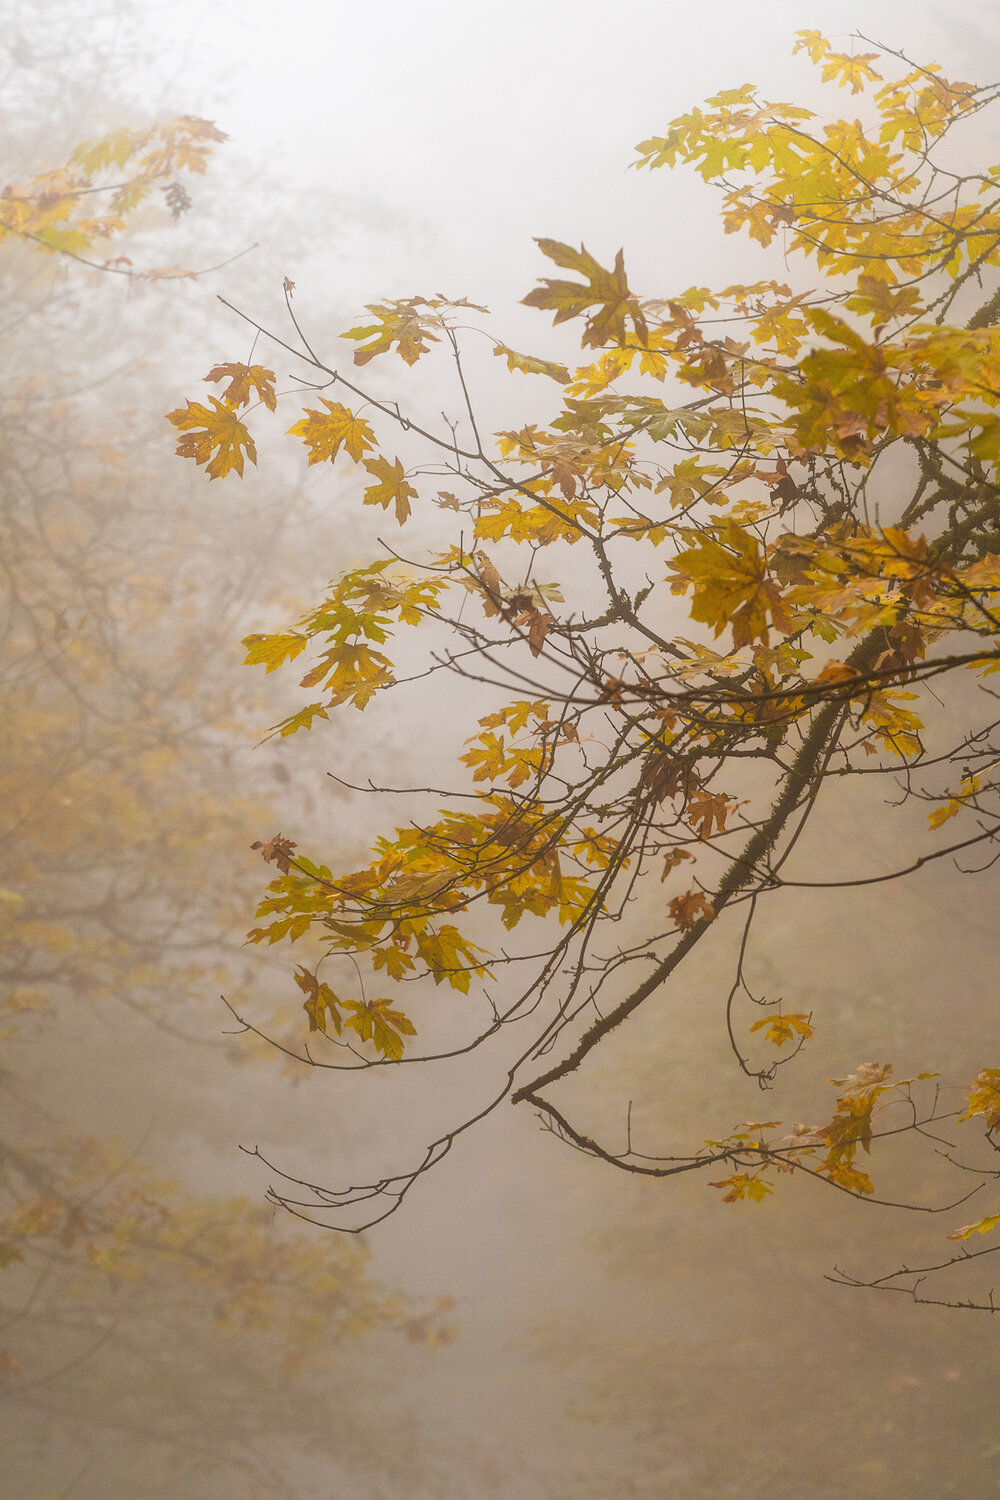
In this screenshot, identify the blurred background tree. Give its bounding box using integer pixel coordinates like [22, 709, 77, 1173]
[0, 5, 457, 1495]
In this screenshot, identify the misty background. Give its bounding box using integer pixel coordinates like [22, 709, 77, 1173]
[5, 1, 1000, 1496]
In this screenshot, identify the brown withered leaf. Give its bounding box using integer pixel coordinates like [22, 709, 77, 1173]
[686, 786, 737, 840]
[660, 847, 694, 881]
[668, 889, 715, 931]
[643, 751, 696, 804]
[758, 457, 798, 511]
[474, 551, 505, 618]
[251, 833, 298, 873]
[512, 604, 555, 657]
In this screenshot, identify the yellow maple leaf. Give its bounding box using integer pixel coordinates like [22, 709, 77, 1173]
[860, 690, 924, 759]
[69, 125, 142, 174]
[669, 519, 790, 648]
[845, 273, 923, 331]
[927, 771, 982, 828]
[343, 998, 417, 1060]
[166, 396, 257, 479]
[288, 399, 375, 465]
[344, 298, 443, 365]
[362, 455, 418, 525]
[709, 1173, 773, 1203]
[821, 49, 884, 95]
[959, 1069, 1000, 1132]
[749, 1013, 814, 1048]
[275, 703, 330, 738]
[293, 966, 343, 1034]
[241, 632, 309, 673]
[947, 1212, 1000, 1242]
[205, 362, 277, 411]
[460, 731, 508, 783]
[522, 239, 648, 348]
[823, 1162, 874, 1194]
[299, 642, 395, 710]
[493, 343, 570, 382]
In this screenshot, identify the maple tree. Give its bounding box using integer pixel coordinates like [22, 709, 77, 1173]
[174, 32, 1000, 1305]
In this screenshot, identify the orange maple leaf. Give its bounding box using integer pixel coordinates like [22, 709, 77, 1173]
[686, 786, 737, 840]
[668, 889, 715, 931]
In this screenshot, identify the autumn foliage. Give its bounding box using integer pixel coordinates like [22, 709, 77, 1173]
[1, 114, 225, 273]
[172, 33, 1000, 1301]
[0, 108, 451, 1478]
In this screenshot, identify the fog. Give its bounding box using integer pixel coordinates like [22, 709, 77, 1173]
[5, 1, 1000, 1496]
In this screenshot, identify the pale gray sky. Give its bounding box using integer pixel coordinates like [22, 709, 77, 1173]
[154, 0, 1000, 313]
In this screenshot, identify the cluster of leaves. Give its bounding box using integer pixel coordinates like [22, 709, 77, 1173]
[706, 1062, 941, 1203]
[172, 31, 1000, 1293]
[1, 115, 226, 277]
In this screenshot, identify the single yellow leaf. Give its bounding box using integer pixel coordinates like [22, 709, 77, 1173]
[669, 519, 790, 648]
[166, 397, 256, 480]
[522, 239, 648, 348]
[947, 1213, 1000, 1242]
[493, 343, 570, 382]
[749, 1013, 814, 1048]
[362, 455, 418, 525]
[288, 400, 375, 465]
[959, 1069, 1000, 1131]
[241, 632, 309, 673]
[709, 1173, 773, 1203]
[205, 362, 277, 411]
